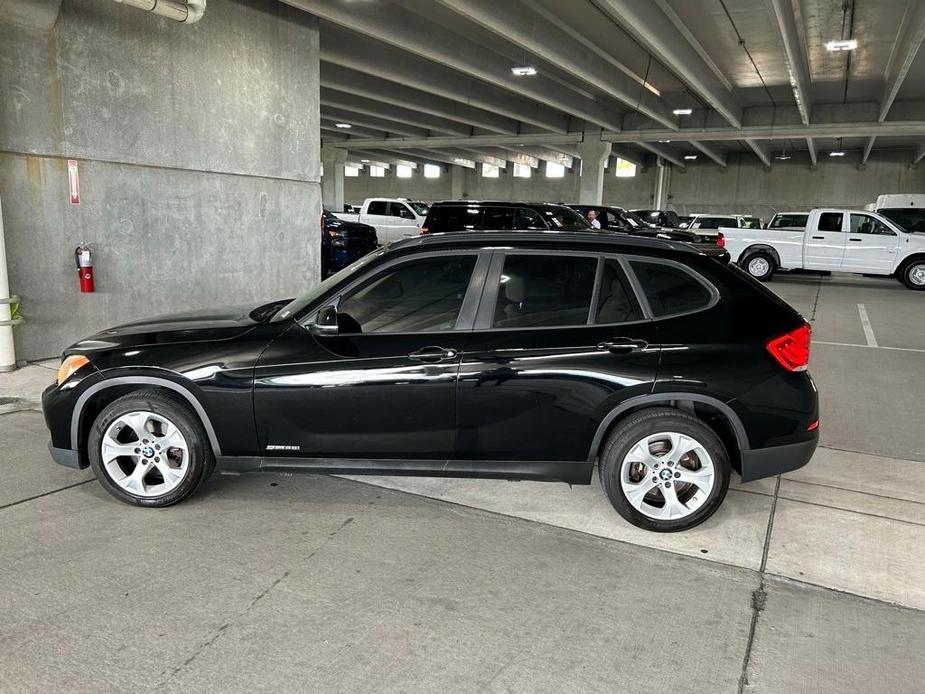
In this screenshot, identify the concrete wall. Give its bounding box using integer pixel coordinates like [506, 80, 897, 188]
[0, 0, 321, 360]
[340, 151, 925, 220]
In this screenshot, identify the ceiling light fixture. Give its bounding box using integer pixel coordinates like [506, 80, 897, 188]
[643, 82, 661, 97]
[334, 123, 352, 129]
[673, 108, 693, 116]
[775, 153, 791, 161]
[658, 140, 672, 144]
[360, 159, 370, 163]
[684, 154, 698, 160]
[511, 66, 537, 76]
[829, 151, 846, 157]
[825, 39, 857, 52]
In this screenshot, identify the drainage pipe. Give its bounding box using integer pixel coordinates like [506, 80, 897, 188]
[112, 0, 206, 23]
[0, 196, 18, 372]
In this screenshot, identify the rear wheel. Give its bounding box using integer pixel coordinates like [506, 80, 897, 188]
[87, 390, 214, 507]
[743, 252, 775, 281]
[899, 260, 925, 290]
[599, 408, 731, 532]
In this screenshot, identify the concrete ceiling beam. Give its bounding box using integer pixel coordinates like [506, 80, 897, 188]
[806, 137, 818, 167]
[433, 0, 677, 129]
[287, 0, 625, 131]
[880, 0, 925, 121]
[689, 141, 727, 167]
[321, 106, 430, 139]
[321, 64, 519, 135]
[767, 0, 812, 125]
[745, 140, 772, 168]
[638, 143, 686, 169]
[321, 89, 471, 136]
[498, 145, 574, 168]
[594, 0, 742, 128]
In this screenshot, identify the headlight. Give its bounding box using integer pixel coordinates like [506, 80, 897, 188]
[57, 355, 90, 385]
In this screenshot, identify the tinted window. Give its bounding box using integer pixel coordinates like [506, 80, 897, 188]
[818, 212, 843, 232]
[425, 205, 479, 232]
[367, 201, 389, 215]
[606, 211, 633, 231]
[493, 255, 596, 328]
[337, 255, 476, 333]
[595, 260, 643, 324]
[630, 261, 712, 317]
[542, 206, 592, 230]
[879, 208, 925, 233]
[513, 207, 546, 230]
[390, 202, 415, 219]
[849, 214, 894, 235]
[694, 217, 729, 229]
[769, 214, 808, 229]
[482, 207, 516, 230]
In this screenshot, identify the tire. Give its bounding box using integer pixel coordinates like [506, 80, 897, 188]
[742, 252, 775, 281]
[899, 260, 925, 290]
[599, 408, 731, 532]
[87, 389, 215, 507]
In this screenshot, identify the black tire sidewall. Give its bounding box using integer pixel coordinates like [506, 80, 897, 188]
[88, 392, 212, 507]
[600, 409, 731, 532]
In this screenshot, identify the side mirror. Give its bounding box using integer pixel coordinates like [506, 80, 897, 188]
[310, 305, 339, 336]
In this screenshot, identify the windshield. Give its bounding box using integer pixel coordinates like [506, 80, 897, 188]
[408, 201, 430, 216]
[879, 208, 925, 233]
[544, 206, 592, 230]
[272, 249, 386, 322]
[622, 210, 649, 228]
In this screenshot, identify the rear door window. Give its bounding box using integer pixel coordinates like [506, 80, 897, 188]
[426, 206, 479, 232]
[595, 260, 643, 324]
[492, 255, 597, 328]
[817, 213, 843, 232]
[513, 207, 546, 230]
[481, 207, 516, 230]
[366, 201, 389, 215]
[630, 260, 714, 317]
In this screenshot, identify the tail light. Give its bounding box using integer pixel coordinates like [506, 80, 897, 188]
[716, 231, 725, 247]
[420, 226, 428, 235]
[766, 324, 811, 372]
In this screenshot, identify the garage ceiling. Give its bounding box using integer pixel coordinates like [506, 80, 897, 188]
[286, 0, 925, 169]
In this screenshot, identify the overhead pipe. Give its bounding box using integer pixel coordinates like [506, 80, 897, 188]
[113, 0, 206, 23]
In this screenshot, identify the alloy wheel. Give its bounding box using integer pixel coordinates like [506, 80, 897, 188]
[909, 263, 925, 287]
[100, 411, 190, 497]
[620, 432, 716, 520]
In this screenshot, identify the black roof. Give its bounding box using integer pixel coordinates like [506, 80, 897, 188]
[430, 200, 573, 208]
[388, 230, 700, 256]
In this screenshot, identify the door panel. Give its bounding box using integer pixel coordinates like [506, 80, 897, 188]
[804, 212, 846, 269]
[842, 213, 900, 272]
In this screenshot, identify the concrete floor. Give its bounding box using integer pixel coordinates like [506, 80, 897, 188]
[2, 273, 924, 693]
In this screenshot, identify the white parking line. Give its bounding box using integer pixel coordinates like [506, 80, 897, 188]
[814, 341, 925, 354]
[857, 303, 878, 347]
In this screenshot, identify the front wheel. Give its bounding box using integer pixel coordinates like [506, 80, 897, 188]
[599, 408, 731, 532]
[87, 390, 215, 507]
[899, 260, 925, 290]
[742, 252, 775, 281]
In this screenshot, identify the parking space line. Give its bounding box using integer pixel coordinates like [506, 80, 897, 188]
[857, 303, 878, 347]
[814, 341, 925, 354]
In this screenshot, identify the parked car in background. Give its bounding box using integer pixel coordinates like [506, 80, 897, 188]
[336, 198, 430, 244]
[42, 231, 817, 532]
[721, 208, 925, 288]
[678, 215, 693, 228]
[421, 201, 591, 233]
[632, 209, 682, 228]
[767, 212, 809, 230]
[321, 209, 378, 278]
[686, 213, 763, 230]
[868, 194, 925, 234]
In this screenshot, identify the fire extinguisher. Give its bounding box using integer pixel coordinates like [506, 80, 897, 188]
[75, 243, 95, 293]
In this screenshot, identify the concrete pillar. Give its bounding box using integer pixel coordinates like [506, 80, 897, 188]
[450, 165, 466, 200]
[577, 137, 612, 204]
[321, 144, 348, 211]
[0, 196, 17, 371]
[654, 160, 671, 209]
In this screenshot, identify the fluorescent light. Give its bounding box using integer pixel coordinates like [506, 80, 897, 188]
[829, 151, 846, 157]
[334, 123, 352, 129]
[453, 157, 469, 164]
[775, 154, 791, 161]
[360, 159, 370, 163]
[658, 140, 672, 144]
[643, 82, 661, 97]
[673, 108, 693, 116]
[826, 39, 857, 52]
[684, 154, 697, 160]
[511, 66, 537, 76]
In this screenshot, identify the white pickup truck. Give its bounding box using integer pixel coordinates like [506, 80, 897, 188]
[335, 198, 430, 244]
[722, 208, 925, 290]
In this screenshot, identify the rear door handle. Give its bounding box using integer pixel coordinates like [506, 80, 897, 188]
[811, 235, 825, 240]
[597, 338, 648, 353]
[849, 237, 863, 242]
[409, 346, 458, 363]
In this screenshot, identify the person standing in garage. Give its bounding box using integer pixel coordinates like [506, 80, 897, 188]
[586, 209, 601, 229]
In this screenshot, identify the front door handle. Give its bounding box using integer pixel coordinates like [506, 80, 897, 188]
[849, 237, 863, 242]
[597, 338, 648, 354]
[409, 346, 458, 363]
[811, 235, 825, 240]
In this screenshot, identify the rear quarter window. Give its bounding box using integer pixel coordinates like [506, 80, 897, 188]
[425, 206, 479, 232]
[630, 260, 714, 317]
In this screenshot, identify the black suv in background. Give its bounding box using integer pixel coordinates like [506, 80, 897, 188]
[43, 231, 817, 532]
[421, 201, 591, 233]
[632, 209, 682, 229]
[321, 209, 378, 277]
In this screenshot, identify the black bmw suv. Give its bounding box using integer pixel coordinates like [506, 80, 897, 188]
[43, 231, 817, 531]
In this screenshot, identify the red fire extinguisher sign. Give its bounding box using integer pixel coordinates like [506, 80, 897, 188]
[67, 160, 80, 205]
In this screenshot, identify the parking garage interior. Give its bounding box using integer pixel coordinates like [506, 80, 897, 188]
[2, 0, 925, 692]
